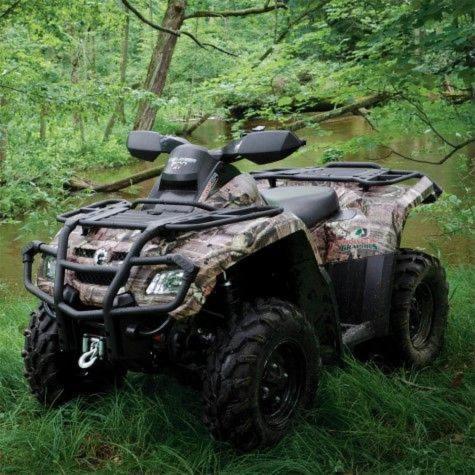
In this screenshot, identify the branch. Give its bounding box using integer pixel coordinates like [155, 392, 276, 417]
[121, 0, 237, 56]
[422, 138, 475, 165]
[0, 0, 21, 21]
[400, 94, 457, 148]
[0, 83, 54, 104]
[377, 138, 475, 165]
[121, 0, 179, 36]
[179, 113, 211, 136]
[357, 108, 475, 165]
[67, 165, 164, 193]
[190, 35, 238, 56]
[288, 94, 389, 131]
[0, 83, 30, 95]
[256, 0, 331, 63]
[184, 2, 287, 20]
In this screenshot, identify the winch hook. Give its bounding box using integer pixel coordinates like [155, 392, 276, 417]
[78, 340, 99, 369]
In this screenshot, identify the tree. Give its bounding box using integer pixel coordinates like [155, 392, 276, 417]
[122, 0, 287, 130]
[131, 0, 187, 130]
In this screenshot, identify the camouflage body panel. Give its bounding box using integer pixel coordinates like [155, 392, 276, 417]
[37, 172, 437, 320]
[277, 176, 436, 262]
[199, 172, 268, 208]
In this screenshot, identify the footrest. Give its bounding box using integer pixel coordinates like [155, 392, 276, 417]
[342, 322, 376, 348]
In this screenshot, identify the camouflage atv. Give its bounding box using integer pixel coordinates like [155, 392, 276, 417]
[22, 129, 448, 451]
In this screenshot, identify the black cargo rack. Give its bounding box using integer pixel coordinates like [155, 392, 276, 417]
[23, 198, 282, 358]
[56, 198, 280, 232]
[252, 162, 442, 194]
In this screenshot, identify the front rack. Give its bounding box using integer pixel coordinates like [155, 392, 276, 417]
[56, 198, 280, 232]
[23, 199, 282, 356]
[252, 162, 443, 194]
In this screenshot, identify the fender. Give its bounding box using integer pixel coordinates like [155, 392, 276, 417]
[169, 211, 324, 319]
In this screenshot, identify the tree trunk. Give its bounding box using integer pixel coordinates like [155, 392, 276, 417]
[102, 103, 119, 143]
[149, 0, 155, 47]
[67, 165, 164, 193]
[179, 113, 210, 135]
[133, 0, 186, 131]
[0, 126, 6, 165]
[288, 94, 389, 131]
[90, 31, 97, 78]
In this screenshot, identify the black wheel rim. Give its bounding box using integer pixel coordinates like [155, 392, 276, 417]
[409, 281, 434, 348]
[259, 342, 305, 428]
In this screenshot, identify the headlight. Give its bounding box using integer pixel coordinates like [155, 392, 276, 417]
[146, 269, 184, 295]
[42, 256, 57, 280]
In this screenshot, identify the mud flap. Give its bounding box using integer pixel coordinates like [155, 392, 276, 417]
[326, 253, 395, 346]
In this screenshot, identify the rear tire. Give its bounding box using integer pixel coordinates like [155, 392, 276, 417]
[23, 304, 126, 406]
[202, 298, 320, 451]
[389, 249, 449, 367]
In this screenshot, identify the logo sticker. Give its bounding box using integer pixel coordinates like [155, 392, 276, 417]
[169, 157, 197, 171]
[351, 227, 369, 238]
[94, 249, 108, 265]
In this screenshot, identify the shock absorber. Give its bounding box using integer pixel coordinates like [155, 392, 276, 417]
[221, 272, 241, 318]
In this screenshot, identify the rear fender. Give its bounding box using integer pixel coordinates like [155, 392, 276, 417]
[311, 176, 442, 264]
[391, 175, 442, 244]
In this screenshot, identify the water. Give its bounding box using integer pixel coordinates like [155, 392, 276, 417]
[1, 116, 473, 296]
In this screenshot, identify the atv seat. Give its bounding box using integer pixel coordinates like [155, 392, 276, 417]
[261, 186, 339, 227]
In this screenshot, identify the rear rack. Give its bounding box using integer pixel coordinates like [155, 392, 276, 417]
[252, 162, 443, 194]
[23, 199, 282, 358]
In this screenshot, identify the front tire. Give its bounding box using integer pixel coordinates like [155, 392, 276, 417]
[389, 249, 449, 367]
[23, 304, 126, 406]
[202, 298, 320, 451]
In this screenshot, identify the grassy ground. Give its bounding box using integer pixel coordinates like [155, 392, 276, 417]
[0, 267, 473, 474]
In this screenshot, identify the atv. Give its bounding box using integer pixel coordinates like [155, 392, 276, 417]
[22, 129, 448, 451]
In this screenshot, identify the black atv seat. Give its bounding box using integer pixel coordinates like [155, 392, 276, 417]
[261, 186, 339, 227]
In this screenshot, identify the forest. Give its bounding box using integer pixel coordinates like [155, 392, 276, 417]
[0, 0, 474, 473]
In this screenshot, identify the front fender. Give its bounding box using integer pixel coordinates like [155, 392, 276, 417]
[169, 211, 322, 319]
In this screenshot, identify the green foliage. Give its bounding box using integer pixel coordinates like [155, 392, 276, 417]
[0, 129, 132, 218]
[321, 147, 344, 163]
[415, 192, 474, 237]
[0, 3, 473, 470]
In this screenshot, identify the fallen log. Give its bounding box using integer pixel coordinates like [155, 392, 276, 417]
[179, 114, 211, 136]
[288, 93, 389, 131]
[67, 165, 164, 193]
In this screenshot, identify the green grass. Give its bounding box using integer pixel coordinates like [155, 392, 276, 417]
[0, 267, 474, 474]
